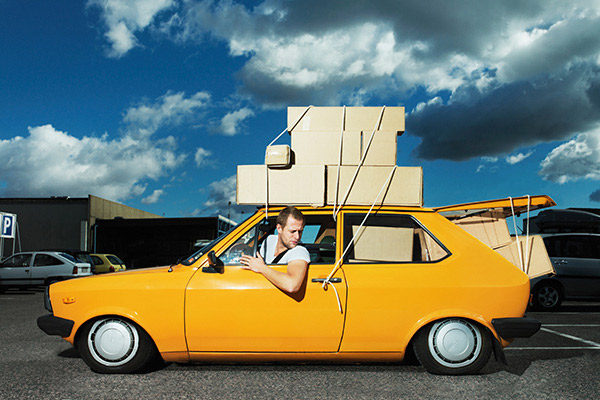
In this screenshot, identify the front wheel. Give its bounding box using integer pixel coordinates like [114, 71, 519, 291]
[413, 318, 492, 375]
[78, 317, 158, 374]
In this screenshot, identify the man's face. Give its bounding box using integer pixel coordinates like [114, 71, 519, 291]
[277, 216, 305, 250]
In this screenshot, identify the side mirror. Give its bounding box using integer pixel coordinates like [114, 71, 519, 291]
[202, 251, 224, 274]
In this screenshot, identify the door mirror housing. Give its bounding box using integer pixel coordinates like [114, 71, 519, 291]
[202, 251, 224, 274]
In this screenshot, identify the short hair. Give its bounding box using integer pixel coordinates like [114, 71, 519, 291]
[277, 206, 305, 228]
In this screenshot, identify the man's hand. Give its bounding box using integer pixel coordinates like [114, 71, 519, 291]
[240, 252, 308, 294]
[240, 252, 266, 273]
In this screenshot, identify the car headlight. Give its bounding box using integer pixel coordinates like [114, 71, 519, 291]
[44, 285, 53, 312]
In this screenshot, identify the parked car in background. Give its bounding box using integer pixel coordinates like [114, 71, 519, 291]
[530, 233, 600, 310]
[90, 254, 126, 273]
[0, 251, 91, 291]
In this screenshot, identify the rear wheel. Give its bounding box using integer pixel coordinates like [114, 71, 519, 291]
[413, 318, 491, 375]
[532, 282, 563, 311]
[78, 317, 158, 374]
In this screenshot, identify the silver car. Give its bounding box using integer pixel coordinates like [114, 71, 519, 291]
[530, 233, 600, 310]
[0, 251, 91, 291]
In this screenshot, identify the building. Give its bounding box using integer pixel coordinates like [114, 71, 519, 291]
[93, 215, 236, 268]
[1, 195, 159, 257]
[1, 195, 237, 268]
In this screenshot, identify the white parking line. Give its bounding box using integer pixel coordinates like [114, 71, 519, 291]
[506, 347, 600, 350]
[543, 324, 600, 327]
[540, 327, 600, 347]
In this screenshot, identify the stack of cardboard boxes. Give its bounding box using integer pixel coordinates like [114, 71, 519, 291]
[450, 210, 554, 278]
[237, 106, 423, 207]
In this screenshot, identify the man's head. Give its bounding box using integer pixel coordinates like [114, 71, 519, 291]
[276, 206, 306, 250]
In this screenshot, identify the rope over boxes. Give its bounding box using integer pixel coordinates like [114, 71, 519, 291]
[236, 106, 423, 207]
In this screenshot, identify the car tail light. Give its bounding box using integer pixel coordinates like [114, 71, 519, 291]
[72, 266, 78, 274]
[109, 266, 115, 272]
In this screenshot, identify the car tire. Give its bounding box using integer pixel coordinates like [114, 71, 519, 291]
[532, 282, 563, 311]
[413, 318, 492, 375]
[78, 317, 158, 374]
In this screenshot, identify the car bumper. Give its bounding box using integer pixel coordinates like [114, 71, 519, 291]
[492, 317, 541, 339]
[37, 314, 74, 338]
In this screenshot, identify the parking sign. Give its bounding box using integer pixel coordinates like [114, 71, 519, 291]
[1, 213, 16, 238]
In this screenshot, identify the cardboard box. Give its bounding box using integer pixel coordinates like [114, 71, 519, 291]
[361, 130, 397, 166]
[265, 145, 291, 167]
[288, 106, 405, 133]
[327, 166, 423, 206]
[292, 130, 397, 166]
[351, 225, 414, 262]
[291, 131, 361, 165]
[237, 165, 325, 206]
[450, 210, 512, 249]
[495, 235, 555, 278]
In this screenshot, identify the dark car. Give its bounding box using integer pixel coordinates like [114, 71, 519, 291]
[530, 233, 600, 310]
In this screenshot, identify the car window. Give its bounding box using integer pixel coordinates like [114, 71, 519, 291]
[59, 253, 79, 263]
[106, 255, 124, 265]
[219, 214, 337, 265]
[343, 213, 448, 263]
[34, 254, 63, 266]
[91, 256, 104, 265]
[0, 253, 32, 267]
[545, 236, 596, 259]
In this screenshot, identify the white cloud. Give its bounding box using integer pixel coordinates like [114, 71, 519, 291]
[142, 189, 165, 204]
[88, 0, 175, 58]
[194, 147, 212, 167]
[481, 156, 499, 163]
[202, 175, 255, 221]
[124, 91, 211, 136]
[217, 107, 254, 135]
[506, 151, 533, 165]
[0, 125, 184, 201]
[539, 129, 600, 183]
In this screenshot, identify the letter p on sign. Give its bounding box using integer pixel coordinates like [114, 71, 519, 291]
[1, 213, 16, 238]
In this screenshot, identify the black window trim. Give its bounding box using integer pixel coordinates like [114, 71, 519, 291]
[342, 212, 451, 265]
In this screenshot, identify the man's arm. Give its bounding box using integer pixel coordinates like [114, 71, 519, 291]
[239, 253, 308, 294]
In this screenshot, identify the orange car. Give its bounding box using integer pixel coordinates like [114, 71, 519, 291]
[38, 205, 541, 375]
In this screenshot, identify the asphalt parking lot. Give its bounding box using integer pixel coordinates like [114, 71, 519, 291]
[1, 289, 599, 400]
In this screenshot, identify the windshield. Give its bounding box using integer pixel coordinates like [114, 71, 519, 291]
[180, 213, 253, 266]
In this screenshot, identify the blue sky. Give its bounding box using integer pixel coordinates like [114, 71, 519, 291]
[2, 1, 600, 222]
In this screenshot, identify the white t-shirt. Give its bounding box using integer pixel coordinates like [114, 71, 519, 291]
[259, 234, 311, 264]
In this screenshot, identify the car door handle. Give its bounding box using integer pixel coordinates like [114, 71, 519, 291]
[311, 277, 342, 283]
[554, 260, 568, 265]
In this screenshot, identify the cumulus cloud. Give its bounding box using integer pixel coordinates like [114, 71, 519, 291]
[92, 1, 600, 172]
[88, 0, 175, 58]
[124, 91, 211, 136]
[142, 189, 165, 204]
[201, 175, 255, 221]
[506, 151, 533, 165]
[216, 107, 254, 135]
[194, 147, 212, 167]
[539, 129, 600, 183]
[0, 125, 184, 201]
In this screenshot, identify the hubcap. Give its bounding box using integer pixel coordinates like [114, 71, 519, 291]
[88, 319, 139, 367]
[538, 286, 559, 308]
[428, 319, 481, 368]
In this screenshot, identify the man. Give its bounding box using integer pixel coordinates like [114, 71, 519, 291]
[240, 206, 310, 294]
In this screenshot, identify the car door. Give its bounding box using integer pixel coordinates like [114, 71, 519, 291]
[337, 211, 450, 352]
[31, 253, 69, 285]
[185, 211, 346, 353]
[0, 253, 33, 286]
[546, 235, 600, 298]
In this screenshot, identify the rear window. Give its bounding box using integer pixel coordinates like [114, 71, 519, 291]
[59, 253, 79, 263]
[107, 255, 124, 265]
